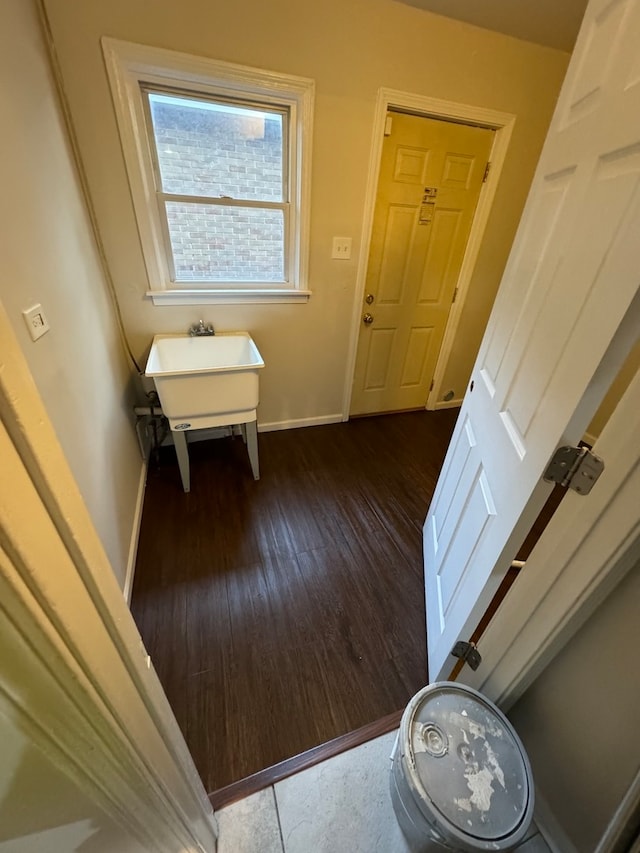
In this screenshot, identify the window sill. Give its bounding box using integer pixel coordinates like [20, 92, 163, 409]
[146, 288, 312, 306]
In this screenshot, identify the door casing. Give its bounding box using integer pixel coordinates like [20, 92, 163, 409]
[342, 88, 515, 418]
[0, 301, 218, 853]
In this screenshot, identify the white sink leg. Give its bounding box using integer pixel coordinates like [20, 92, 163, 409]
[245, 420, 259, 480]
[173, 429, 191, 493]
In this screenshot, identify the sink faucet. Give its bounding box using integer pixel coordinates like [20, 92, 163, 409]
[189, 319, 215, 336]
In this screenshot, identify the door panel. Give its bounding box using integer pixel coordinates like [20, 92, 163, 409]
[394, 147, 430, 182]
[401, 327, 434, 387]
[419, 209, 462, 302]
[425, 0, 640, 680]
[378, 206, 414, 303]
[442, 153, 475, 188]
[363, 329, 395, 391]
[351, 112, 495, 415]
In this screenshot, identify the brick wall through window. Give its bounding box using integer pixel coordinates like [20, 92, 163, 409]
[150, 99, 285, 282]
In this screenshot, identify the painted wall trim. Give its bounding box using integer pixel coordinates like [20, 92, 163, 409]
[341, 88, 515, 418]
[433, 397, 463, 411]
[124, 460, 147, 605]
[147, 289, 312, 305]
[534, 791, 579, 853]
[258, 413, 343, 433]
[0, 303, 217, 851]
[595, 766, 640, 853]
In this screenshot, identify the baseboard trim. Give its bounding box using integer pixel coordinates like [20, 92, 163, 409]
[433, 398, 463, 410]
[534, 789, 579, 853]
[258, 413, 343, 433]
[123, 460, 147, 605]
[209, 709, 403, 810]
[595, 766, 640, 853]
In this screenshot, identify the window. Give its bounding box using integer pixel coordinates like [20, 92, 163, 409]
[102, 39, 314, 304]
[144, 92, 287, 284]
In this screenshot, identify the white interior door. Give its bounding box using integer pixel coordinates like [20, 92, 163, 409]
[464, 359, 640, 709]
[424, 0, 640, 680]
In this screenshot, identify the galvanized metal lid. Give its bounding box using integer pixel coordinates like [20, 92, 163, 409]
[401, 682, 533, 845]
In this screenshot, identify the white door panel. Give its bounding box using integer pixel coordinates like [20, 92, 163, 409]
[425, 0, 640, 679]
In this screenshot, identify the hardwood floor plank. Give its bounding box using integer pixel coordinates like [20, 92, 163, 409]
[131, 410, 458, 794]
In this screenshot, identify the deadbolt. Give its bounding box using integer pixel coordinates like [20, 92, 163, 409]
[363, 313, 374, 325]
[365, 293, 375, 304]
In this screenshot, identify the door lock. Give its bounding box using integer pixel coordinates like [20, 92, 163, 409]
[363, 313, 374, 325]
[365, 293, 375, 304]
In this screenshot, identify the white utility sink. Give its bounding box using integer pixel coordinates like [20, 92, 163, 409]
[145, 332, 265, 491]
[146, 332, 264, 422]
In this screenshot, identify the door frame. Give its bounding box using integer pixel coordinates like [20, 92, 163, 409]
[0, 301, 218, 852]
[342, 88, 515, 418]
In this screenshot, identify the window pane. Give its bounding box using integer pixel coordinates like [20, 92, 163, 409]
[166, 202, 285, 282]
[148, 93, 284, 202]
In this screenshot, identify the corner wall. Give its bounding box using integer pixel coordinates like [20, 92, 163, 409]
[509, 561, 640, 851]
[0, 0, 142, 588]
[41, 0, 570, 423]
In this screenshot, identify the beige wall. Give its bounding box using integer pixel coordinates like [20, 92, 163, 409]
[0, 0, 142, 588]
[586, 336, 640, 441]
[41, 0, 570, 423]
[509, 561, 640, 852]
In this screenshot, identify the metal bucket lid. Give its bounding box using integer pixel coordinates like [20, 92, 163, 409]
[400, 682, 533, 846]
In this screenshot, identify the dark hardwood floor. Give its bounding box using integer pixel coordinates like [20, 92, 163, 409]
[131, 410, 458, 797]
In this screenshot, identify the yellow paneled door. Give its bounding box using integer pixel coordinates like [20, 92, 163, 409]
[350, 111, 494, 415]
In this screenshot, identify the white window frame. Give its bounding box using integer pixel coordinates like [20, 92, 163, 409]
[102, 38, 314, 304]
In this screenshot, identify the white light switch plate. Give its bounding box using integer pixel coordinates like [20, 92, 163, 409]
[22, 304, 50, 341]
[331, 237, 352, 259]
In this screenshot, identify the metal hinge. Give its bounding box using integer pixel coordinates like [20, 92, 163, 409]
[482, 161, 491, 183]
[451, 640, 482, 671]
[429, 379, 435, 392]
[452, 287, 459, 304]
[543, 445, 604, 496]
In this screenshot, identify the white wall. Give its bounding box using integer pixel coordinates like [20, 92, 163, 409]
[509, 560, 640, 851]
[41, 0, 570, 425]
[0, 0, 143, 588]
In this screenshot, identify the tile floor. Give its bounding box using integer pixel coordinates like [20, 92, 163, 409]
[216, 731, 552, 853]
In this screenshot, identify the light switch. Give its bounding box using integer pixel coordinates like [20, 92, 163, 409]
[22, 304, 50, 341]
[332, 237, 352, 260]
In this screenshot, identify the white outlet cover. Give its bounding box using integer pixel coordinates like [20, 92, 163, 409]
[22, 304, 50, 341]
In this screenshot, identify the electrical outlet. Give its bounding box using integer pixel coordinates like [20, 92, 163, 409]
[331, 237, 352, 260]
[22, 304, 50, 341]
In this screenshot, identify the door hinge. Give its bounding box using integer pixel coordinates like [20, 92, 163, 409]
[384, 114, 393, 136]
[429, 379, 435, 392]
[482, 161, 491, 183]
[452, 287, 459, 304]
[451, 640, 482, 671]
[543, 445, 604, 495]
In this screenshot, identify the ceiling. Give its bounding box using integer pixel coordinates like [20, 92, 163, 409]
[393, 0, 589, 52]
